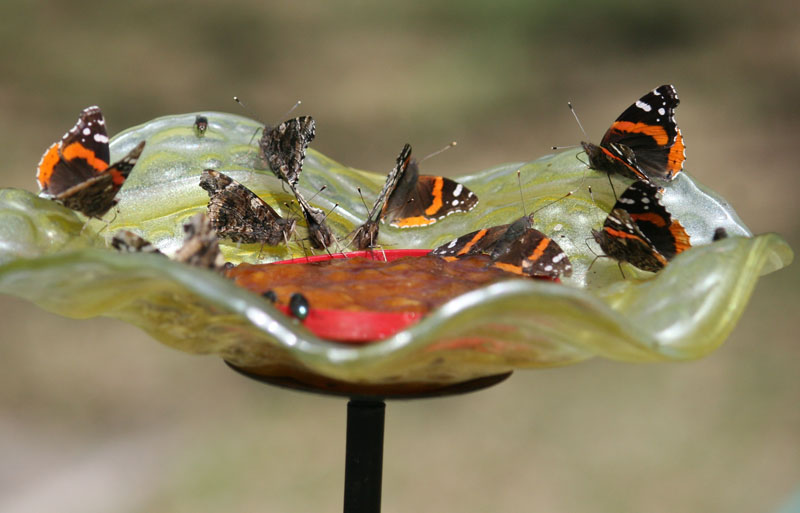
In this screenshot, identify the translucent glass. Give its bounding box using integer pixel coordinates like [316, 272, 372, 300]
[0, 112, 791, 385]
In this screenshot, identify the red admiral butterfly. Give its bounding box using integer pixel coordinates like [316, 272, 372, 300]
[351, 143, 479, 250]
[350, 144, 412, 250]
[172, 213, 226, 271]
[111, 213, 226, 271]
[259, 116, 315, 188]
[200, 169, 296, 246]
[380, 144, 479, 229]
[432, 214, 572, 279]
[258, 116, 335, 250]
[37, 106, 146, 218]
[111, 231, 162, 255]
[581, 85, 685, 183]
[591, 180, 691, 272]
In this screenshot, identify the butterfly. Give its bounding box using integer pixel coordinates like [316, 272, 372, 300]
[199, 169, 296, 246]
[432, 214, 572, 279]
[259, 116, 316, 188]
[350, 144, 413, 250]
[37, 105, 146, 218]
[591, 180, 691, 272]
[377, 145, 479, 229]
[111, 213, 226, 271]
[581, 84, 685, 183]
[258, 116, 335, 249]
[172, 213, 227, 271]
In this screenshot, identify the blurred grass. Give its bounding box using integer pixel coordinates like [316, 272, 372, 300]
[0, 0, 798, 512]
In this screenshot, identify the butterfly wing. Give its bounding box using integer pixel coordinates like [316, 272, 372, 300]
[383, 159, 479, 228]
[431, 224, 512, 259]
[199, 169, 295, 245]
[352, 144, 412, 249]
[37, 106, 111, 196]
[259, 116, 316, 187]
[593, 207, 667, 272]
[600, 84, 685, 181]
[615, 181, 691, 260]
[507, 229, 572, 278]
[173, 213, 226, 271]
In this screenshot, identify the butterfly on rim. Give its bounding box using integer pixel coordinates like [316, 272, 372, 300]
[258, 116, 316, 188]
[37, 106, 146, 218]
[111, 213, 226, 272]
[199, 169, 296, 246]
[591, 180, 691, 273]
[431, 214, 572, 279]
[372, 143, 479, 231]
[258, 115, 336, 250]
[431, 169, 570, 279]
[581, 84, 685, 184]
[172, 212, 227, 271]
[350, 143, 412, 250]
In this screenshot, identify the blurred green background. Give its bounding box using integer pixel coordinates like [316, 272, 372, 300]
[1, 1, 798, 512]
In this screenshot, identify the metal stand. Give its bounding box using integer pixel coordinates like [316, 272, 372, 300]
[344, 400, 385, 513]
[226, 362, 512, 513]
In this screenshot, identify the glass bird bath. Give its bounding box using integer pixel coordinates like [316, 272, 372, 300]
[0, 112, 792, 512]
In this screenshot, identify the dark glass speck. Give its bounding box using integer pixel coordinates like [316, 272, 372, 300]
[262, 290, 277, 303]
[289, 292, 310, 320]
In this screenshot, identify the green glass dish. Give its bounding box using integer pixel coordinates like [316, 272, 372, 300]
[0, 112, 792, 386]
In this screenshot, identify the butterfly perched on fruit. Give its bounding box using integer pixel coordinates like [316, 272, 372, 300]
[581, 84, 685, 184]
[37, 106, 145, 218]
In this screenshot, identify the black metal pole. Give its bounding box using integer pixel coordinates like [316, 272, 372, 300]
[343, 399, 385, 513]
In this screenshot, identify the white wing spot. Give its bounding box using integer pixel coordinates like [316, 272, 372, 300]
[658, 107, 666, 115]
[82, 127, 91, 136]
[453, 184, 463, 197]
[93, 133, 109, 143]
[635, 100, 652, 112]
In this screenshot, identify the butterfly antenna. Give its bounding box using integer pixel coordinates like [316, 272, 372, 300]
[420, 141, 457, 163]
[551, 101, 589, 150]
[568, 101, 588, 139]
[280, 100, 302, 120]
[356, 187, 371, 212]
[306, 185, 328, 204]
[516, 169, 527, 217]
[233, 96, 265, 144]
[321, 202, 339, 223]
